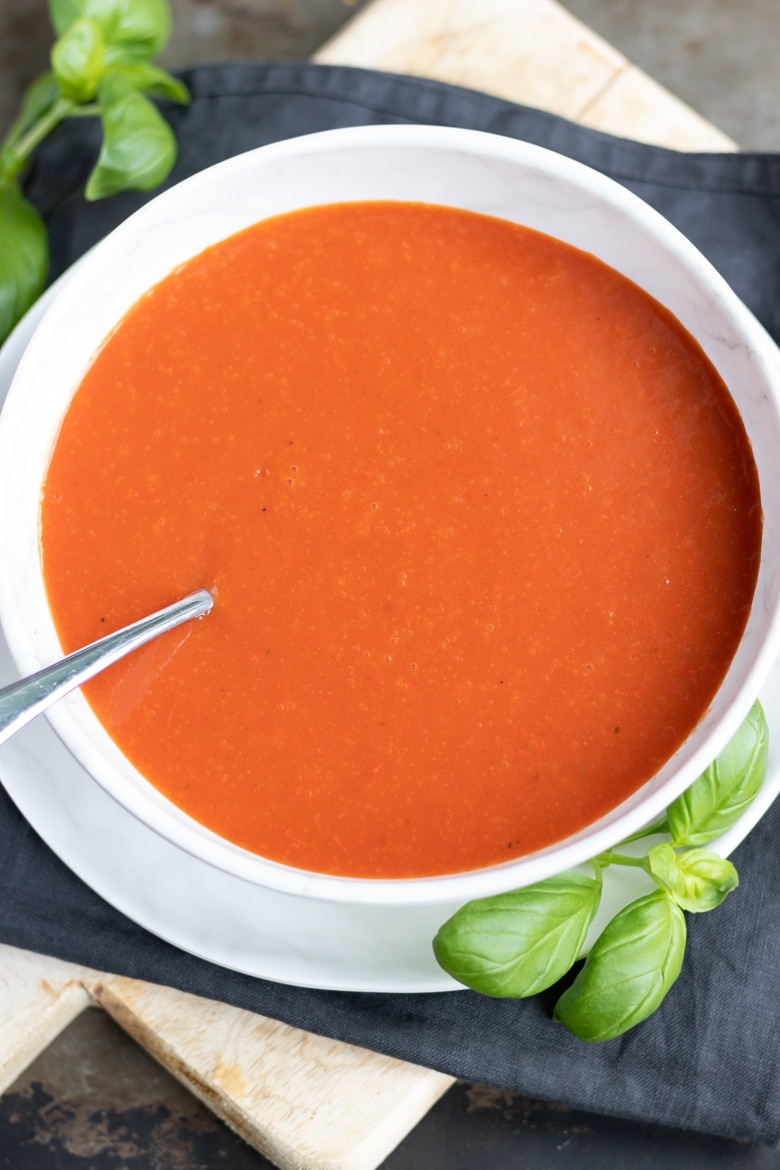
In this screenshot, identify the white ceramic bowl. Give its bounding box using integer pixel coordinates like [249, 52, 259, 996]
[1, 124, 780, 908]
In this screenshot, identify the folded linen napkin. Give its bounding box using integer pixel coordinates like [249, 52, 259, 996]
[3, 61, 780, 1146]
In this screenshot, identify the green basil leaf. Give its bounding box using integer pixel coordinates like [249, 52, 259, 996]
[49, 0, 83, 36]
[51, 17, 105, 102]
[433, 871, 602, 997]
[50, 0, 171, 62]
[668, 701, 768, 846]
[110, 62, 189, 104]
[647, 843, 738, 912]
[92, 0, 170, 62]
[0, 183, 49, 344]
[86, 74, 176, 200]
[553, 890, 686, 1042]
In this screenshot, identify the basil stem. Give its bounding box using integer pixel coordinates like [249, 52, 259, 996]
[431, 702, 767, 1041]
[0, 0, 188, 346]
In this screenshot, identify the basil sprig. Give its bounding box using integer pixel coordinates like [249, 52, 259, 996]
[646, 842, 738, 912]
[0, 0, 188, 344]
[433, 700, 768, 1042]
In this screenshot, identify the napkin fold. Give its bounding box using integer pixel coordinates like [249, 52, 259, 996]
[3, 62, 780, 1146]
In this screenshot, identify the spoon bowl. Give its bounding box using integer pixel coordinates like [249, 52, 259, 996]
[0, 590, 212, 748]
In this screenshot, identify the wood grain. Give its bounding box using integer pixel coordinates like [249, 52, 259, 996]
[314, 0, 736, 150]
[0, 945, 94, 1092]
[0, 943, 452, 1170]
[92, 976, 453, 1170]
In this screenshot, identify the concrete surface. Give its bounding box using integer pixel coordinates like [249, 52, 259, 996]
[562, 0, 780, 149]
[4, 1007, 780, 1170]
[0, 0, 778, 147]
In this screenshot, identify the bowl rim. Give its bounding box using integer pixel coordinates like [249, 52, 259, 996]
[2, 122, 780, 907]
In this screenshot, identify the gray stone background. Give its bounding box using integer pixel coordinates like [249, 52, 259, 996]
[0, 0, 778, 148]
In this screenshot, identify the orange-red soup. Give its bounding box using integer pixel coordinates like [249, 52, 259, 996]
[40, 202, 762, 879]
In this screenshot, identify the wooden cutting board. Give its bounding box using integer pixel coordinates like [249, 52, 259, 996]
[0, 2, 733, 1166]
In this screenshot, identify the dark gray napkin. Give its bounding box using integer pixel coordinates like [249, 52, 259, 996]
[4, 61, 780, 1146]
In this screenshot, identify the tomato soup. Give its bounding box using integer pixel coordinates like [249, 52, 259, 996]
[40, 202, 762, 879]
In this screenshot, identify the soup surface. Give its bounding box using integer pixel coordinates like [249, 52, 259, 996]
[41, 201, 762, 879]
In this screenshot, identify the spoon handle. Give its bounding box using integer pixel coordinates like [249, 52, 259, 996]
[0, 589, 213, 748]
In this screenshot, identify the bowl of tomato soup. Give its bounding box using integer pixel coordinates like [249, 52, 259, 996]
[0, 125, 778, 907]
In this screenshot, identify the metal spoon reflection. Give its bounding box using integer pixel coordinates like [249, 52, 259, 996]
[0, 589, 213, 748]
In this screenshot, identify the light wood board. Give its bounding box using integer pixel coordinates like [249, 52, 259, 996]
[1, 0, 733, 1166]
[314, 0, 736, 151]
[0, 943, 453, 1170]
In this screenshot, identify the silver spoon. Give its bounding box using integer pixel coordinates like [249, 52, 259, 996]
[0, 589, 213, 747]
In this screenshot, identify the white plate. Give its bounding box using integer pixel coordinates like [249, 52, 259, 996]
[0, 276, 778, 994]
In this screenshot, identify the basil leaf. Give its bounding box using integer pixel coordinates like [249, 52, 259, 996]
[111, 62, 189, 104]
[86, 73, 176, 200]
[668, 701, 768, 846]
[49, 0, 83, 36]
[647, 843, 738, 912]
[553, 890, 686, 1042]
[433, 871, 602, 997]
[92, 0, 170, 62]
[0, 183, 49, 343]
[51, 17, 105, 102]
[50, 0, 170, 62]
